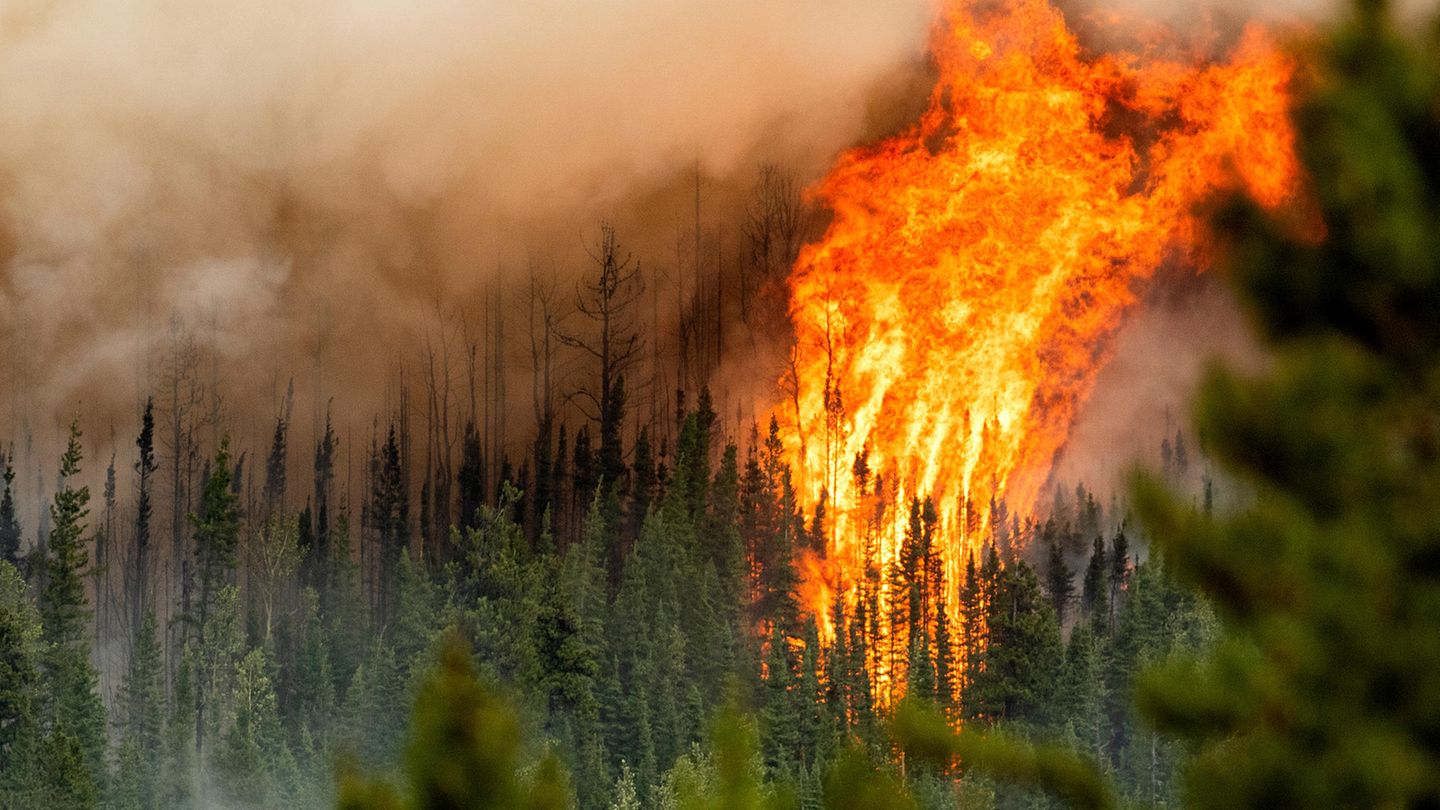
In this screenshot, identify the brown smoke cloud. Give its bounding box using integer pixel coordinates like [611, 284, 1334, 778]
[0, 0, 937, 444]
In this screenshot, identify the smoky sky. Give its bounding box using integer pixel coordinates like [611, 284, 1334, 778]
[0, 0, 1353, 499]
[0, 0, 938, 438]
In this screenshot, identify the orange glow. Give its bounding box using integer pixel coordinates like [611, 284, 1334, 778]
[780, 0, 1299, 691]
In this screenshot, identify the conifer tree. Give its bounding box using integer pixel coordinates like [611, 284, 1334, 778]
[115, 611, 164, 808]
[1081, 536, 1107, 625]
[459, 419, 485, 534]
[313, 411, 338, 590]
[0, 453, 19, 569]
[36, 423, 106, 785]
[162, 648, 198, 809]
[0, 560, 40, 787]
[369, 424, 408, 626]
[1046, 538, 1075, 627]
[934, 589, 957, 719]
[132, 399, 157, 635]
[190, 440, 242, 757]
[1127, 3, 1440, 805]
[339, 634, 569, 810]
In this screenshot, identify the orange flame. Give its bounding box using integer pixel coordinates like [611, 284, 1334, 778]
[781, 0, 1299, 661]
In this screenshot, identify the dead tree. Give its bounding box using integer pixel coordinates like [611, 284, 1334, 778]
[561, 223, 644, 575]
[158, 315, 208, 669]
[526, 263, 561, 542]
[421, 302, 462, 562]
[742, 163, 808, 339]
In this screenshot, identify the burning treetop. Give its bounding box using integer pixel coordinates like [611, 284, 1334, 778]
[782, 0, 1300, 652]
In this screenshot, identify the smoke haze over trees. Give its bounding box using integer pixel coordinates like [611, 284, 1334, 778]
[1, 0, 1424, 809]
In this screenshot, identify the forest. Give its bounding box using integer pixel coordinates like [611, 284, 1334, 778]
[0, 364, 1206, 808]
[5, 0, 1440, 809]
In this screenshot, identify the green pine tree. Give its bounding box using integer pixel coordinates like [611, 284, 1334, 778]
[36, 423, 106, 788]
[1127, 3, 1440, 805]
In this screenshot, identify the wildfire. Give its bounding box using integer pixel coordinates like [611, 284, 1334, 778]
[782, 0, 1300, 665]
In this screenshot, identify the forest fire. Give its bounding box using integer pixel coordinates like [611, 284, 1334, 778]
[783, 0, 1300, 658]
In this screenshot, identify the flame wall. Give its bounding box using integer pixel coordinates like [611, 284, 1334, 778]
[782, 0, 1299, 651]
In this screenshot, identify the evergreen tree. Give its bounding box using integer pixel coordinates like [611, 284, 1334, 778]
[1107, 526, 1130, 632]
[264, 409, 289, 517]
[760, 623, 799, 772]
[934, 589, 957, 719]
[214, 647, 289, 808]
[313, 411, 338, 592]
[132, 398, 157, 635]
[338, 635, 569, 810]
[36, 423, 106, 786]
[115, 611, 164, 808]
[1127, 4, 1440, 805]
[286, 588, 336, 745]
[1045, 538, 1075, 627]
[161, 648, 198, 809]
[1080, 536, 1107, 625]
[191, 440, 242, 756]
[0, 560, 40, 784]
[0, 452, 19, 569]
[370, 423, 408, 626]
[970, 563, 1063, 724]
[459, 418, 485, 533]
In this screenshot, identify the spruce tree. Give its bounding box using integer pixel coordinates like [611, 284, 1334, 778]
[369, 424, 408, 627]
[1046, 538, 1076, 627]
[0, 453, 19, 569]
[1127, 3, 1440, 805]
[36, 423, 106, 785]
[132, 399, 157, 635]
[0, 560, 40, 786]
[116, 611, 164, 808]
[190, 440, 242, 757]
[1080, 536, 1107, 625]
[162, 648, 198, 809]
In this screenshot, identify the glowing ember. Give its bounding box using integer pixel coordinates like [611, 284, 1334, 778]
[780, 0, 1299, 679]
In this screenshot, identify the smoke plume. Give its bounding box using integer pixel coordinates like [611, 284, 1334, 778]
[0, 0, 936, 436]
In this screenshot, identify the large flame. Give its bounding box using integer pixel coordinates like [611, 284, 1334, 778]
[782, 0, 1299, 658]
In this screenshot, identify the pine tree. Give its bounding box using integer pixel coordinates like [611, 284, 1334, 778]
[313, 411, 338, 592]
[970, 563, 1063, 724]
[36, 423, 106, 785]
[264, 410, 288, 517]
[459, 419, 486, 534]
[1081, 536, 1108, 625]
[161, 648, 198, 809]
[132, 399, 157, 636]
[287, 588, 336, 745]
[116, 611, 164, 808]
[760, 623, 799, 772]
[934, 588, 957, 719]
[370, 423, 408, 626]
[214, 647, 287, 808]
[0, 560, 40, 782]
[0, 453, 19, 569]
[1127, 4, 1440, 805]
[190, 439, 242, 757]
[1107, 526, 1130, 633]
[1046, 538, 1076, 627]
[338, 635, 569, 810]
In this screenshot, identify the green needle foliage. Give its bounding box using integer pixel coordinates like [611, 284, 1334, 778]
[1128, 0, 1440, 806]
[337, 633, 569, 810]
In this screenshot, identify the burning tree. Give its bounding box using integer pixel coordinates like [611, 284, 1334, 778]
[781, 0, 1300, 690]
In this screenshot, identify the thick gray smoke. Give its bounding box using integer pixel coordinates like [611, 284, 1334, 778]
[1050, 276, 1265, 505]
[0, 0, 936, 439]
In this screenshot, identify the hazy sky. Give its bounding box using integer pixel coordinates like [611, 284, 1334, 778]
[0, 0, 938, 429]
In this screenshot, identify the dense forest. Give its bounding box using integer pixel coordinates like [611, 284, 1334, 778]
[0, 349, 1209, 809]
[6, 1, 1440, 809]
